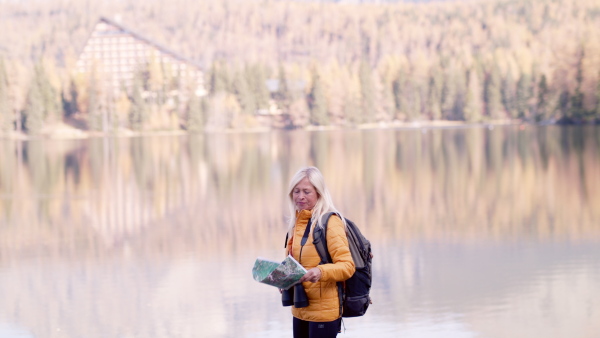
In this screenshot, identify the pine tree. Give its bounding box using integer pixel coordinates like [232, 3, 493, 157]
[233, 69, 256, 116]
[484, 65, 503, 120]
[535, 74, 549, 122]
[186, 93, 206, 133]
[129, 73, 147, 131]
[23, 63, 55, 133]
[392, 69, 406, 120]
[570, 56, 585, 120]
[0, 58, 11, 132]
[464, 68, 483, 122]
[359, 60, 375, 123]
[427, 71, 443, 120]
[61, 79, 80, 118]
[87, 69, 102, 131]
[38, 63, 60, 123]
[307, 69, 328, 126]
[557, 89, 570, 119]
[595, 72, 600, 121]
[23, 75, 45, 133]
[344, 71, 362, 126]
[208, 61, 231, 95]
[516, 73, 533, 119]
[502, 70, 518, 119]
[246, 63, 270, 109]
[274, 64, 292, 113]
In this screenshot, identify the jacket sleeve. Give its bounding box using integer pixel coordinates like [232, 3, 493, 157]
[317, 215, 356, 282]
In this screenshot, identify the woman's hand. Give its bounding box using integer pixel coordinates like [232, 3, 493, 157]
[299, 267, 322, 283]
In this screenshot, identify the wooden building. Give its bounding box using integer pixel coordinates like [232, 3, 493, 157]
[76, 17, 205, 96]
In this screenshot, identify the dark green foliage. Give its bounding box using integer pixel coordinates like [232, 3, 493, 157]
[359, 60, 375, 123]
[484, 65, 503, 119]
[208, 61, 232, 95]
[595, 72, 600, 120]
[274, 64, 292, 113]
[502, 70, 518, 119]
[427, 70, 443, 120]
[61, 79, 79, 119]
[535, 74, 549, 121]
[128, 73, 147, 131]
[0, 58, 11, 132]
[246, 63, 270, 109]
[392, 69, 406, 118]
[557, 88, 570, 117]
[87, 70, 102, 131]
[570, 55, 585, 120]
[516, 73, 533, 119]
[186, 93, 206, 132]
[464, 67, 483, 122]
[233, 69, 256, 115]
[23, 64, 54, 133]
[3, 0, 600, 129]
[307, 69, 328, 126]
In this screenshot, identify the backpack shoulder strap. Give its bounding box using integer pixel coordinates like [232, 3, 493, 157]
[313, 212, 337, 265]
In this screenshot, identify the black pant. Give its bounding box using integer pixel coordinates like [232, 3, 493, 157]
[293, 317, 341, 338]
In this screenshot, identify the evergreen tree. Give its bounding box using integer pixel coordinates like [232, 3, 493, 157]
[502, 70, 518, 119]
[359, 60, 375, 123]
[0, 58, 11, 132]
[535, 74, 549, 121]
[274, 64, 292, 113]
[61, 79, 80, 118]
[344, 71, 362, 126]
[484, 65, 503, 120]
[464, 68, 483, 122]
[427, 71, 443, 120]
[557, 88, 570, 119]
[392, 69, 406, 119]
[515, 73, 533, 119]
[35, 63, 60, 124]
[233, 69, 256, 116]
[440, 68, 457, 120]
[128, 73, 147, 131]
[405, 77, 422, 121]
[23, 75, 45, 133]
[23, 63, 55, 133]
[246, 63, 270, 109]
[570, 56, 585, 120]
[87, 69, 102, 131]
[595, 72, 600, 121]
[307, 69, 328, 126]
[208, 61, 231, 95]
[186, 93, 206, 133]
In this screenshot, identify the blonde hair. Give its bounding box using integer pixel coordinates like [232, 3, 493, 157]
[286, 166, 344, 233]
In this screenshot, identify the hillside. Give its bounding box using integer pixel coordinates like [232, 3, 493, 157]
[0, 0, 599, 134]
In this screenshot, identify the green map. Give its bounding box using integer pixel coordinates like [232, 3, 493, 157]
[252, 255, 307, 290]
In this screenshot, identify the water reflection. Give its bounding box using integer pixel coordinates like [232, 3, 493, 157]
[0, 125, 599, 338]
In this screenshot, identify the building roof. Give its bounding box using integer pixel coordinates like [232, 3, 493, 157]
[95, 16, 203, 71]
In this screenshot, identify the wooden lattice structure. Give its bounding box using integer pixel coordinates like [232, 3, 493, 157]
[76, 17, 205, 95]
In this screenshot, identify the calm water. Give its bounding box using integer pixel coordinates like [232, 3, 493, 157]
[0, 125, 599, 338]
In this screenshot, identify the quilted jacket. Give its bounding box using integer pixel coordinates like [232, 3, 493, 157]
[286, 209, 355, 322]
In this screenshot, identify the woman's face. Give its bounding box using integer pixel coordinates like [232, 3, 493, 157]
[293, 177, 318, 211]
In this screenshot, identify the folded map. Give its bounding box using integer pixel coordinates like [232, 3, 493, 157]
[252, 255, 307, 290]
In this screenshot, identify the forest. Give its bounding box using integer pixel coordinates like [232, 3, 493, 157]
[0, 0, 599, 134]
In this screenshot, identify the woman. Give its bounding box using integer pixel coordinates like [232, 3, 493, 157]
[285, 166, 355, 338]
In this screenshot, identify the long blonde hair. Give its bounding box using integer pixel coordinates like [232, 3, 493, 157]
[286, 166, 344, 233]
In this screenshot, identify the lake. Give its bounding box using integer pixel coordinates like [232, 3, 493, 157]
[0, 125, 599, 338]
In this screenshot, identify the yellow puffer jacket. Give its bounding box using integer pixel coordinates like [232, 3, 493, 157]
[287, 210, 355, 322]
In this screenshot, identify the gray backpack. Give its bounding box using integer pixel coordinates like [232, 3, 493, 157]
[312, 212, 372, 317]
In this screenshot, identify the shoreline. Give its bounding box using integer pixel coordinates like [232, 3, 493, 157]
[0, 119, 596, 140]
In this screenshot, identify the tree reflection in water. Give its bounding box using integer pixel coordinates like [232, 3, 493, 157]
[0, 125, 599, 338]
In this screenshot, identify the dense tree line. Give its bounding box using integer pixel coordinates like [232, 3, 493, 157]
[0, 0, 599, 133]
